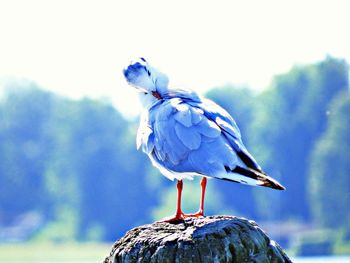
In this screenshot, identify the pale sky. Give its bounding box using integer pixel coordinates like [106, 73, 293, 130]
[0, 0, 349, 117]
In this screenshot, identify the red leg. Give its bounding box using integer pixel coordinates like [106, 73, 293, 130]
[175, 180, 184, 217]
[161, 180, 185, 222]
[185, 177, 207, 217]
[199, 177, 207, 215]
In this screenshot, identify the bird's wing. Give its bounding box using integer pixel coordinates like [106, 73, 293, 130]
[138, 96, 284, 189]
[189, 98, 262, 172]
[195, 99, 285, 190]
[139, 98, 238, 179]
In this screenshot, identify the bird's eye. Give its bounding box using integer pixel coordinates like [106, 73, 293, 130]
[140, 57, 146, 62]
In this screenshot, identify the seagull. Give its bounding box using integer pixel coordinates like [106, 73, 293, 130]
[123, 58, 285, 222]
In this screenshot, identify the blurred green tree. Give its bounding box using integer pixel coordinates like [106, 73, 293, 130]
[250, 57, 349, 221]
[0, 83, 157, 241]
[309, 91, 350, 228]
[0, 84, 54, 218]
[1, 56, 349, 243]
[43, 98, 156, 241]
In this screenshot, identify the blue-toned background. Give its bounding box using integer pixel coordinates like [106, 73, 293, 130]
[0, 0, 349, 261]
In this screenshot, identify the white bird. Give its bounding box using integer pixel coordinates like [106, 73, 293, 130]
[123, 58, 285, 222]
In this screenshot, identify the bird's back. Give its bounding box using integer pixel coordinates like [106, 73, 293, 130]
[138, 91, 253, 181]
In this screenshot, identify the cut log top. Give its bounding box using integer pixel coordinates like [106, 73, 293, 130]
[104, 215, 292, 263]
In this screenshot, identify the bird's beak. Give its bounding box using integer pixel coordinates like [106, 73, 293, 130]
[127, 83, 149, 93]
[136, 87, 149, 93]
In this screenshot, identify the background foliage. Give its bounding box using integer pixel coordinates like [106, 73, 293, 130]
[0, 57, 349, 252]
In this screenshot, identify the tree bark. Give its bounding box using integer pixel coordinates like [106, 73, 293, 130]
[104, 215, 292, 263]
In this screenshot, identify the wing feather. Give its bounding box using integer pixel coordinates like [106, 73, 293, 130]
[174, 122, 201, 150]
[173, 103, 192, 127]
[139, 95, 261, 180]
[199, 100, 262, 171]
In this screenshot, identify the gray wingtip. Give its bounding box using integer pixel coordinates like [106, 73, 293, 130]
[260, 177, 286, 190]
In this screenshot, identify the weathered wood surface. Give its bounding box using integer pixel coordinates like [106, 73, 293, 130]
[104, 215, 292, 263]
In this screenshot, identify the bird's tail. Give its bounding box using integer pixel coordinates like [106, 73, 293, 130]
[222, 166, 286, 190]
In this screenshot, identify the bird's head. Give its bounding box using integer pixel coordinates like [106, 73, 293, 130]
[123, 58, 169, 98]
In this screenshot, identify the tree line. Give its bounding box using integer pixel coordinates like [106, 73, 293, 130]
[0, 56, 349, 242]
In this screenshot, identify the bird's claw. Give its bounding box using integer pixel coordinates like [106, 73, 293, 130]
[183, 211, 204, 218]
[157, 212, 186, 223]
[158, 211, 204, 223]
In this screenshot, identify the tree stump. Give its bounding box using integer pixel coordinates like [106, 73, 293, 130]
[104, 215, 292, 263]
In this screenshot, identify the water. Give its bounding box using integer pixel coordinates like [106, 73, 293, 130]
[293, 256, 350, 262]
